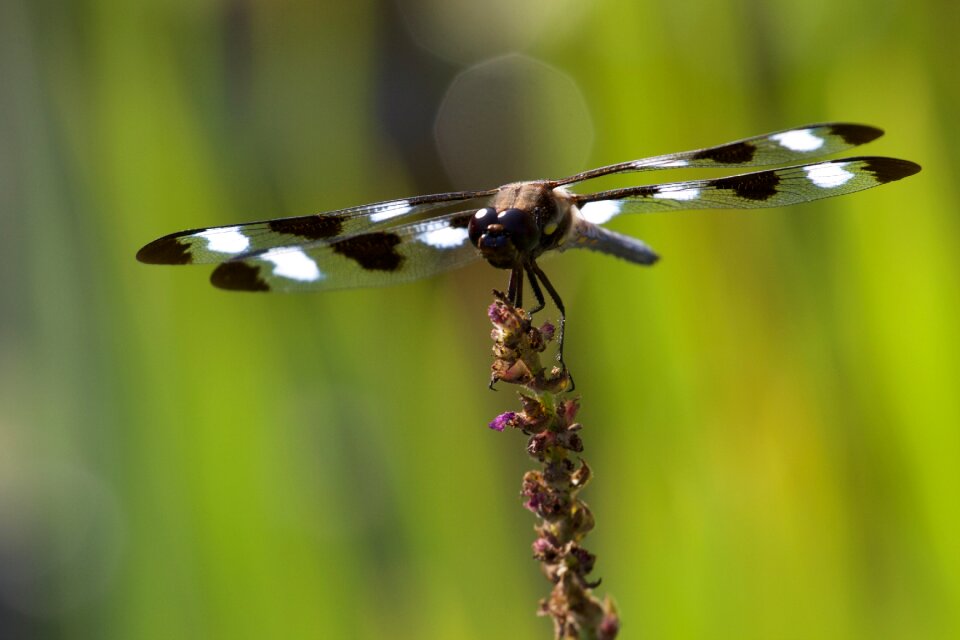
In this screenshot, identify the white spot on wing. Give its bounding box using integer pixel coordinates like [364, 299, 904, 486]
[260, 248, 323, 282]
[198, 226, 250, 254]
[370, 201, 413, 223]
[579, 200, 621, 224]
[651, 159, 689, 168]
[653, 187, 700, 201]
[418, 226, 469, 248]
[772, 129, 824, 152]
[804, 162, 855, 188]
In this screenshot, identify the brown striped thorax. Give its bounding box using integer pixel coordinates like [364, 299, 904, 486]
[137, 123, 920, 373]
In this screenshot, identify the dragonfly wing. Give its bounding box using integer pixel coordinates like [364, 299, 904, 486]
[575, 157, 920, 223]
[209, 210, 484, 292]
[556, 123, 886, 185]
[136, 190, 495, 265]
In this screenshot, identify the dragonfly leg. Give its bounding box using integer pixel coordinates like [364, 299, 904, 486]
[528, 261, 573, 389]
[507, 266, 524, 309]
[524, 263, 546, 315]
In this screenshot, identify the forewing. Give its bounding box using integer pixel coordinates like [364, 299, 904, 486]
[575, 157, 920, 223]
[136, 190, 494, 265]
[556, 123, 885, 185]
[208, 210, 483, 292]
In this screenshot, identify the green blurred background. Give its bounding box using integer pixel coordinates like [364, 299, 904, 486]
[2, 0, 957, 638]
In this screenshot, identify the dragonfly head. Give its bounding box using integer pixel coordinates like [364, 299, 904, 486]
[469, 207, 541, 269]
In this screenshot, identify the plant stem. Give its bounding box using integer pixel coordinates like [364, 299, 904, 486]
[487, 293, 619, 640]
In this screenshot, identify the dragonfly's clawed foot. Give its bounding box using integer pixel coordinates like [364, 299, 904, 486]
[554, 357, 575, 393]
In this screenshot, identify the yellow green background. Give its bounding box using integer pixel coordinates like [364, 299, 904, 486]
[2, 0, 957, 638]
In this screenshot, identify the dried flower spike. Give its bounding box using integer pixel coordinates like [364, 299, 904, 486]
[486, 293, 619, 639]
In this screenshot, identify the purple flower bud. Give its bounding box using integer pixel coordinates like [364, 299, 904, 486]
[561, 399, 580, 424]
[488, 300, 525, 332]
[488, 302, 510, 325]
[488, 411, 517, 432]
[523, 495, 541, 513]
[522, 473, 553, 514]
[598, 613, 620, 640]
[539, 322, 555, 341]
[532, 537, 552, 557]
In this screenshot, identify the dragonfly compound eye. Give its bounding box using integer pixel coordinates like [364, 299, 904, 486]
[468, 207, 499, 247]
[496, 208, 541, 252]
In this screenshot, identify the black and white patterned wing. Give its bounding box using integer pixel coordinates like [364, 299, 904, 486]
[555, 123, 885, 185]
[208, 210, 483, 292]
[136, 190, 495, 265]
[573, 157, 920, 225]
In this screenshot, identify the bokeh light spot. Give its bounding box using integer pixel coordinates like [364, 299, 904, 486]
[434, 54, 593, 189]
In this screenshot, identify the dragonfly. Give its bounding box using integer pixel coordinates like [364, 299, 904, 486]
[137, 123, 920, 372]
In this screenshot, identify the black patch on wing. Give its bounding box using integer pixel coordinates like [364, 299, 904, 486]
[719, 171, 781, 201]
[210, 262, 270, 291]
[268, 215, 344, 240]
[862, 157, 921, 184]
[136, 235, 192, 264]
[332, 232, 404, 271]
[692, 141, 756, 164]
[829, 124, 883, 146]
